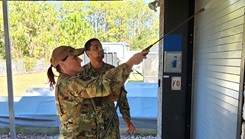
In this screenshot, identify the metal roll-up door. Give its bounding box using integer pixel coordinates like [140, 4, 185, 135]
[192, 0, 245, 139]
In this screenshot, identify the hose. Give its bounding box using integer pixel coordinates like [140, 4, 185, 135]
[100, 87, 123, 139]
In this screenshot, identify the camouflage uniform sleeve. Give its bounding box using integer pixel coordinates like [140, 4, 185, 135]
[101, 88, 126, 103]
[119, 87, 131, 120]
[67, 63, 132, 99]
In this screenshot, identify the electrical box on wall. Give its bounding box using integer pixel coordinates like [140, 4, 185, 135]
[164, 51, 182, 73]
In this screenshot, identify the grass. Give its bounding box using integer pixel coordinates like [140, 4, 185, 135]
[0, 72, 142, 96]
[0, 72, 49, 96]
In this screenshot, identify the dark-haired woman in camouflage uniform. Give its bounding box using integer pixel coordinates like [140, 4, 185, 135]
[47, 46, 148, 139]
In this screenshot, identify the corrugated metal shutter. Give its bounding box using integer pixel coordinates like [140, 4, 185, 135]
[193, 0, 245, 139]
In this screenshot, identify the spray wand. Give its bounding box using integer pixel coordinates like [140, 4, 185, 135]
[143, 8, 205, 54]
[101, 8, 205, 139]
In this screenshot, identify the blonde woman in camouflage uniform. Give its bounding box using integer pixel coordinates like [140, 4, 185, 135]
[47, 46, 148, 139]
[82, 38, 136, 139]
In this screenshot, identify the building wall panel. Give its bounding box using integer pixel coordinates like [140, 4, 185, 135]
[192, 0, 245, 138]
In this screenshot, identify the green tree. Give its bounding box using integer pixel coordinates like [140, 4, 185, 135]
[85, 0, 159, 50]
[124, 0, 159, 50]
[1, 0, 159, 64]
[57, 2, 94, 48]
[8, 2, 59, 71]
[0, 4, 5, 59]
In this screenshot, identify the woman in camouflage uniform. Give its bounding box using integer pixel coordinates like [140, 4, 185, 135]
[47, 46, 148, 139]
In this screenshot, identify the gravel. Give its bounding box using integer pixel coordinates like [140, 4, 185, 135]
[121, 133, 158, 139]
[0, 133, 158, 139]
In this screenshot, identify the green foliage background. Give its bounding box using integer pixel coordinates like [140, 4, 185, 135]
[0, 0, 159, 63]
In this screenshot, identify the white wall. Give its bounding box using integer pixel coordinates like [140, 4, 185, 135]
[192, 0, 245, 139]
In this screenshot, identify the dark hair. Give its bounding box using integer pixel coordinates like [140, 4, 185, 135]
[84, 38, 100, 51]
[47, 65, 56, 90]
[47, 56, 67, 90]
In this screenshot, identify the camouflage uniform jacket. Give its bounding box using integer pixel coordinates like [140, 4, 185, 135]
[55, 64, 132, 139]
[82, 62, 131, 139]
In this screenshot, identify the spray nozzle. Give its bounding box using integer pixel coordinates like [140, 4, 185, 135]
[197, 8, 205, 14]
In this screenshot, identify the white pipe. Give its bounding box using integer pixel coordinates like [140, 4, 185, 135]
[2, 0, 16, 138]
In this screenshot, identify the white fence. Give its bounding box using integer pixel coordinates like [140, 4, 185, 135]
[0, 52, 158, 83]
